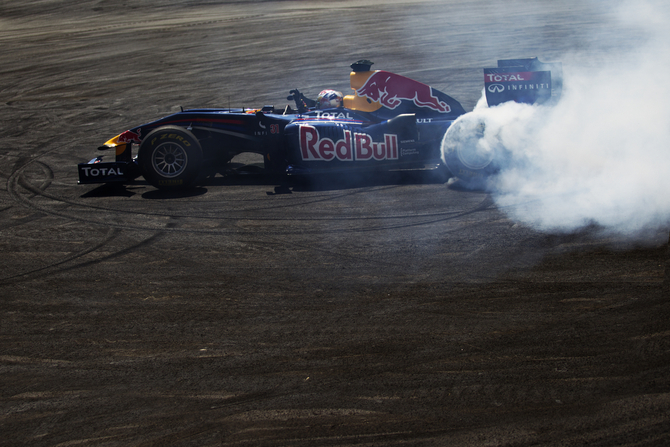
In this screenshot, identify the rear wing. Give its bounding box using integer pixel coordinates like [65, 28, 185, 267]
[484, 57, 562, 107]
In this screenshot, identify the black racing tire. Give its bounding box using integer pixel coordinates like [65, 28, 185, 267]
[138, 126, 203, 190]
[441, 113, 501, 190]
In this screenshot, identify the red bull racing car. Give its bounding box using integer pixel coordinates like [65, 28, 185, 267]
[78, 58, 561, 190]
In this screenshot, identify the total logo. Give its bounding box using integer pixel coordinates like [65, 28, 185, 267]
[313, 111, 355, 120]
[299, 125, 398, 162]
[484, 72, 531, 83]
[80, 166, 124, 177]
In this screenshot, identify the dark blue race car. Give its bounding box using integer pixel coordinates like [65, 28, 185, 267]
[78, 58, 560, 190]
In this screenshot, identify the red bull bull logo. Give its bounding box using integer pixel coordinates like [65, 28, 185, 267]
[356, 71, 451, 113]
[299, 125, 398, 162]
[117, 128, 142, 144]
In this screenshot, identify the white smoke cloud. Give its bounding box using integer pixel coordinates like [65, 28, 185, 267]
[446, 0, 670, 243]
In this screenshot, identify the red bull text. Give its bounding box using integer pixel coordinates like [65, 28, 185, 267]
[299, 125, 398, 162]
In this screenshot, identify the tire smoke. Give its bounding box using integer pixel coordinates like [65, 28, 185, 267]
[445, 0, 670, 243]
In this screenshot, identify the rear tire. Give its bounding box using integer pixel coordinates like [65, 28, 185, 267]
[138, 126, 203, 190]
[442, 114, 501, 190]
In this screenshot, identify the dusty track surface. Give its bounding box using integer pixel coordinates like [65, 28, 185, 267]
[2, 1, 669, 445]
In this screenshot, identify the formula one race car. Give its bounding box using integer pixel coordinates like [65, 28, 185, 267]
[78, 58, 561, 190]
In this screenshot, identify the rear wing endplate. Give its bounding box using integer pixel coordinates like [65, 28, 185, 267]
[484, 57, 562, 107]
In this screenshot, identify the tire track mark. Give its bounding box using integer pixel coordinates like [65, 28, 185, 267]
[6, 143, 489, 232]
[0, 230, 167, 285]
[5, 150, 499, 275]
[13, 169, 494, 236]
[63, 180, 471, 222]
[0, 226, 119, 284]
[2, 152, 166, 284]
[0, 211, 47, 231]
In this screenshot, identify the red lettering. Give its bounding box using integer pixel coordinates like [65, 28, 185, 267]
[373, 141, 385, 160]
[355, 133, 372, 160]
[299, 125, 319, 160]
[300, 126, 399, 162]
[335, 130, 353, 161]
[319, 139, 335, 161]
[385, 134, 398, 160]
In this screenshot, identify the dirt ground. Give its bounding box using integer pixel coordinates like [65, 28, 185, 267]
[1, 1, 669, 445]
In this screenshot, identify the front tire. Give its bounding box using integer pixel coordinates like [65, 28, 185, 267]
[138, 126, 203, 190]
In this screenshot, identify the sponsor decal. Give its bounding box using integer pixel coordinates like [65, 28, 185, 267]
[356, 71, 451, 113]
[458, 168, 485, 179]
[485, 71, 551, 93]
[313, 111, 355, 120]
[80, 166, 125, 177]
[255, 124, 280, 136]
[299, 125, 398, 162]
[487, 83, 550, 93]
[158, 179, 183, 186]
[484, 72, 532, 82]
[484, 69, 553, 106]
[152, 133, 191, 147]
[118, 128, 141, 144]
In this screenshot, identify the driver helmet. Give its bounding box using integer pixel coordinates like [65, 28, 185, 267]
[317, 89, 343, 109]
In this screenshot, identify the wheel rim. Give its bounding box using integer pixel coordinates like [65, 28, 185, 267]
[445, 118, 493, 170]
[152, 142, 188, 177]
[457, 136, 494, 170]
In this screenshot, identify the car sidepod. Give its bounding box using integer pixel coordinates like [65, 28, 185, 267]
[283, 113, 451, 174]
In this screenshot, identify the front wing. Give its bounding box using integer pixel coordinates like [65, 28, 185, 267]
[77, 158, 141, 184]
